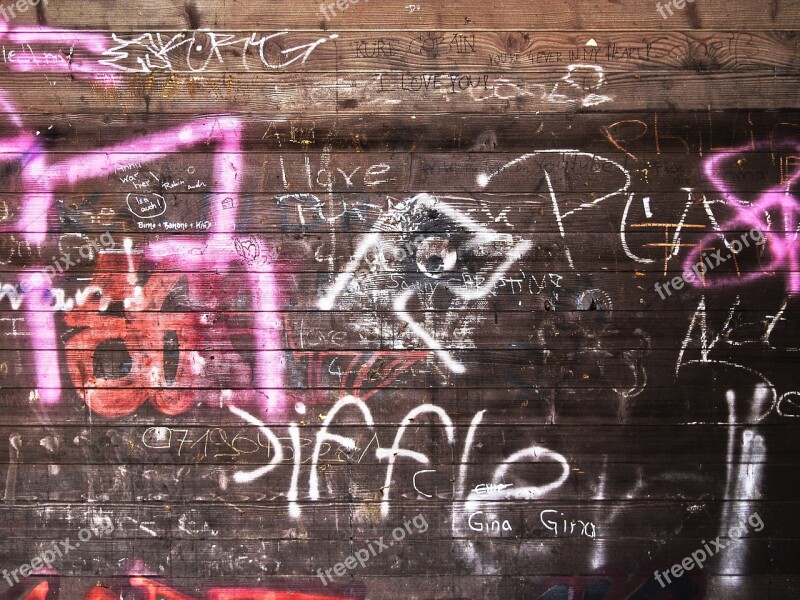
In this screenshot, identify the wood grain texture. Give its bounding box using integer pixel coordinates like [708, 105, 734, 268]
[0, 0, 797, 598]
[2, 0, 799, 30]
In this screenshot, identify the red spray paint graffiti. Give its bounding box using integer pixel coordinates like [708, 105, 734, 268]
[62, 253, 269, 417]
[0, 27, 285, 412]
[2, 576, 359, 600]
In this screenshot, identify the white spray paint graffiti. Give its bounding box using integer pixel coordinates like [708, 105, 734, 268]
[476, 150, 630, 269]
[226, 396, 571, 534]
[318, 193, 532, 373]
[100, 30, 338, 73]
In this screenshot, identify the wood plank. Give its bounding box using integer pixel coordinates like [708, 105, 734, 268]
[0, 110, 794, 153]
[0, 71, 797, 113]
[3, 0, 798, 31]
[1, 31, 798, 74]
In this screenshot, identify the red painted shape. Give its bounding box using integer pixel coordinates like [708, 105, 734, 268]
[21, 582, 49, 600]
[82, 586, 117, 600]
[63, 253, 257, 418]
[284, 315, 428, 405]
[207, 589, 352, 600]
[129, 577, 196, 600]
[127, 578, 354, 600]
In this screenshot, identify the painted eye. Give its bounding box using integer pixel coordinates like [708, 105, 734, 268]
[415, 235, 457, 278]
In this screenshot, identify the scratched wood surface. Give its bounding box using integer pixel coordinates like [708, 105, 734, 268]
[0, 0, 798, 599]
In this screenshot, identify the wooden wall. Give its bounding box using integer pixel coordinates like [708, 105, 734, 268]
[0, 0, 798, 598]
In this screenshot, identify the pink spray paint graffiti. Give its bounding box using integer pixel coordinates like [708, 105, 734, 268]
[683, 141, 800, 293]
[50, 117, 283, 415]
[0, 24, 117, 404]
[0, 26, 285, 414]
[0, 22, 110, 77]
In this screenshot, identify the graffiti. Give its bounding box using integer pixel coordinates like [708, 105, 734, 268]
[547, 64, 612, 107]
[318, 193, 531, 373]
[716, 390, 767, 585]
[99, 30, 337, 73]
[1, 576, 359, 599]
[16, 115, 243, 242]
[223, 396, 571, 526]
[476, 150, 630, 268]
[62, 253, 269, 417]
[682, 141, 800, 294]
[0, 23, 110, 78]
[467, 511, 512, 533]
[0, 105, 285, 413]
[293, 348, 429, 406]
[676, 294, 800, 418]
[531, 572, 704, 599]
[0, 16, 792, 596]
[539, 509, 597, 538]
[140, 425, 285, 462]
